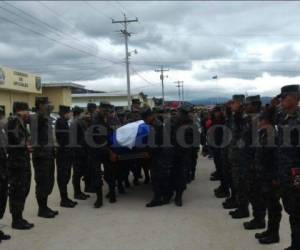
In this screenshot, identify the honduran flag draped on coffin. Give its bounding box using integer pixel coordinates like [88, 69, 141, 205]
[109, 120, 150, 152]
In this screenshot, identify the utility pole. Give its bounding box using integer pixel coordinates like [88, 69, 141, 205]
[112, 14, 138, 110]
[174, 81, 184, 103]
[181, 81, 185, 103]
[155, 66, 169, 106]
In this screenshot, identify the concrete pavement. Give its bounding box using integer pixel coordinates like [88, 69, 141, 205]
[1, 156, 290, 250]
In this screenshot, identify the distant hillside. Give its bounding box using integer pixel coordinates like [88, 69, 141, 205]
[190, 96, 272, 106]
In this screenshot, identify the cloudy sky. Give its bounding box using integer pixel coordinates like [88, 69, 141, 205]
[1, 1, 300, 101]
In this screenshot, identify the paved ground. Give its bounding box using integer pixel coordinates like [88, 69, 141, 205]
[1, 156, 290, 250]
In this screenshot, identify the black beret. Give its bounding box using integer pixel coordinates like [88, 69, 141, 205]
[278, 84, 300, 98]
[232, 95, 245, 104]
[13, 102, 29, 113]
[246, 95, 261, 104]
[59, 105, 71, 115]
[87, 103, 97, 113]
[35, 96, 49, 107]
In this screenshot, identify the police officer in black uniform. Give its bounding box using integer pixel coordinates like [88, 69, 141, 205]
[70, 106, 90, 200]
[254, 110, 282, 245]
[7, 102, 34, 230]
[55, 105, 77, 208]
[31, 97, 58, 218]
[85, 103, 97, 193]
[276, 85, 300, 250]
[0, 106, 11, 240]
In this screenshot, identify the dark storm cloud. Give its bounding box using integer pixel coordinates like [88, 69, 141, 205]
[1, 1, 300, 98]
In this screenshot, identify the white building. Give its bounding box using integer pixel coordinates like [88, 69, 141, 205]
[71, 92, 145, 109]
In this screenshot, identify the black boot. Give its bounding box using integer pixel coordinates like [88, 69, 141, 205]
[223, 197, 238, 209]
[175, 190, 183, 207]
[37, 197, 58, 218]
[60, 198, 78, 208]
[118, 183, 126, 194]
[0, 230, 11, 241]
[94, 188, 103, 208]
[108, 191, 117, 204]
[255, 230, 270, 239]
[243, 218, 266, 230]
[12, 212, 34, 230]
[146, 199, 163, 208]
[259, 234, 280, 244]
[229, 208, 249, 219]
[74, 192, 90, 200]
[215, 188, 230, 199]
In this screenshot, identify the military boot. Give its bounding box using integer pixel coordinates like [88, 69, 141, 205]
[215, 188, 230, 199]
[244, 218, 266, 230]
[0, 230, 11, 241]
[12, 212, 34, 230]
[223, 197, 238, 209]
[37, 197, 57, 218]
[175, 190, 183, 207]
[229, 208, 249, 219]
[74, 192, 90, 200]
[255, 230, 270, 239]
[108, 191, 117, 204]
[94, 188, 103, 208]
[60, 199, 78, 208]
[258, 216, 281, 244]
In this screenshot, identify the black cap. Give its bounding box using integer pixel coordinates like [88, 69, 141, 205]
[99, 101, 113, 110]
[278, 84, 300, 98]
[87, 103, 97, 113]
[35, 96, 49, 108]
[72, 106, 83, 116]
[141, 108, 153, 120]
[232, 95, 245, 104]
[59, 105, 71, 115]
[13, 102, 29, 114]
[245, 95, 261, 104]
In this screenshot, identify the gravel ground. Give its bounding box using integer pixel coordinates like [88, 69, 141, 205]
[1, 156, 290, 250]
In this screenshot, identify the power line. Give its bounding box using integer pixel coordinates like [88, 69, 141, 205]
[112, 14, 138, 109]
[0, 13, 122, 66]
[155, 66, 169, 105]
[83, 1, 113, 21]
[3, 1, 99, 54]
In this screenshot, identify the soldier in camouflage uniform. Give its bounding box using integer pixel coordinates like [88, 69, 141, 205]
[228, 95, 250, 219]
[7, 102, 34, 230]
[0, 106, 11, 241]
[276, 85, 300, 250]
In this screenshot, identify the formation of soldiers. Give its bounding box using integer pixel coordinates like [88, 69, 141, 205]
[206, 84, 300, 250]
[0, 96, 200, 243]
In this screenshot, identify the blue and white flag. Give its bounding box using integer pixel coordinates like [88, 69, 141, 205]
[110, 120, 150, 149]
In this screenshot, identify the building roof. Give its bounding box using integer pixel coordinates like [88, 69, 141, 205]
[72, 93, 140, 98]
[43, 82, 85, 89]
